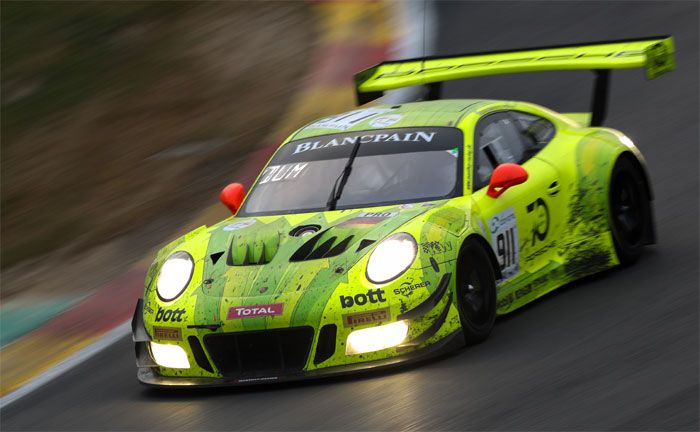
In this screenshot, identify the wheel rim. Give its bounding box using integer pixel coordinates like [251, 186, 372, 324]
[461, 265, 490, 326]
[611, 171, 644, 246]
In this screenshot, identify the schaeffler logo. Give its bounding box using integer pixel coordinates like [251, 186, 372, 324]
[339, 288, 386, 308]
[227, 303, 284, 319]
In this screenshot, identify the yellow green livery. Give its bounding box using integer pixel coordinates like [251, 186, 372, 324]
[132, 36, 673, 386]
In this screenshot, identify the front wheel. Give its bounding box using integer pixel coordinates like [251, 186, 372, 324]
[455, 240, 497, 345]
[608, 156, 652, 266]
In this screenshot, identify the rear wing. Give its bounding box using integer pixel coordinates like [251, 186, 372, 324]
[354, 36, 675, 126]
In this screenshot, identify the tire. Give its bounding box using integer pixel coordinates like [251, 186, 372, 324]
[608, 156, 651, 266]
[455, 240, 497, 345]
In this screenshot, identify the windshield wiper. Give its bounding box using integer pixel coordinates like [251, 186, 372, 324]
[326, 139, 362, 210]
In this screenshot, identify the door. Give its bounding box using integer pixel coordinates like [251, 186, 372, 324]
[470, 111, 565, 307]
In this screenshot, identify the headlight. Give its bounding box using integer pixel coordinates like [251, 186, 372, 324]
[346, 320, 409, 355]
[150, 342, 190, 369]
[156, 251, 194, 301]
[366, 232, 417, 284]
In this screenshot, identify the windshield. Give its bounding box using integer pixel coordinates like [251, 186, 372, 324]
[238, 127, 463, 216]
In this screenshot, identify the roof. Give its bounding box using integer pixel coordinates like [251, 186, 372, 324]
[290, 99, 493, 140]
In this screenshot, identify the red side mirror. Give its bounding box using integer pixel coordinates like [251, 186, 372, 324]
[487, 163, 528, 198]
[220, 183, 245, 214]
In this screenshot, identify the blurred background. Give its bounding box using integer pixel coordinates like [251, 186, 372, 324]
[1, 1, 698, 430]
[1, 1, 316, 305]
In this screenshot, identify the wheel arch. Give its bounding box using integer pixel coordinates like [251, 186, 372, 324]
[614, 151, 657, 245]
[459, 234, 503, 281]
[617, 150, 654, 201]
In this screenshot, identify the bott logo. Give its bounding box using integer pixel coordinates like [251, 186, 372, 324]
[339, 288, 387, 308]
[155, 306, 186, 322]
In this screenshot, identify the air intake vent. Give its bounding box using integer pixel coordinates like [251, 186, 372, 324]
[210, 251, 224, 264]
[290, 229, 354, 261]
[204, 327, 314, 377]
[356, 239, 375, 252]
[188, 336, 214, 373]
[314, 324, 337, 364]
[227, 234, 280, 266]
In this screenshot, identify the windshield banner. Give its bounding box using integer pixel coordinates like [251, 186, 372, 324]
[278, 127, 462, 162]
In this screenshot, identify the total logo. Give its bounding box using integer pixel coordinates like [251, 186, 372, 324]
[155, 307, 186, 322]
[228, 303, 284, 319]
[339, 288, 386, 308]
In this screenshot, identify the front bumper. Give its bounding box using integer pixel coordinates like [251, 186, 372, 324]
[133, 272, 459, 387]
[136, 328, 463, 387]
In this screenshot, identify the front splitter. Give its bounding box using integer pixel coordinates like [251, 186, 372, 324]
[137, 329, 464, 388]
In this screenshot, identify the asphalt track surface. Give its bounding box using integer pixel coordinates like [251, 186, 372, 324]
[2, 3, 698, 430]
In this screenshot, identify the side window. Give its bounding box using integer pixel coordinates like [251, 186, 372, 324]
[510, 111, 556, 160]
[473, 111, 556, 190]
[474, 114, 524, 189]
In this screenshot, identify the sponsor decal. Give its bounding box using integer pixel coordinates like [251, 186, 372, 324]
[238, 376, 279, 383]
[393, 279, 431, 296]
[223, 219, 256, 231]
[526, 197, 550, 245]
[153, 326, 182, 341]
[337, 211, 397, 227]
[143, 301, 155, 315]
[227, 303, 284, 319]
[306, 108, 394, 130]
[646, 41, 673, 78]
[339, 288, 386, 308]
[524, 240, 556, 264]
[259, 163, 308, 184]
[358, 211, 397, 218]
[445, 147, 459, 158]
[488, 207, 520, 281]
[369, 114, 402, 128]
[342, 308, 390, 327]
[155, 307, 186, 323]
[292, 131, 436, 155]
[420, 241, 453, 255]
[399, 203, 415, 210]
[497, 274, 547, 309]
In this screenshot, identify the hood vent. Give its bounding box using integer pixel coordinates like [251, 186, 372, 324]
[290, 229, 354, 262]
[210, 251, 225, 265]
[356, 239, 375, 252]
[227, 234, 280, 266]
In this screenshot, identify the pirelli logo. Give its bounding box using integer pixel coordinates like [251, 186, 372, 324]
[153, 326, 181, 341]
[342, 308, 390, 328]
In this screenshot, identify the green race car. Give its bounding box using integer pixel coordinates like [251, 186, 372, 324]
[132, 36, 674, 386]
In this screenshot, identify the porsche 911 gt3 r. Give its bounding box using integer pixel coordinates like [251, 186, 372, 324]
[132, 36, 674, 386]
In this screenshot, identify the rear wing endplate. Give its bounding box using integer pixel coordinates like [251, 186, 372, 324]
[354, 36, 675, 126]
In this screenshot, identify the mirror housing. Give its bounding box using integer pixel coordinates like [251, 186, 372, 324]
[220, 183, 245, 214]
[487, 163, 528, 198]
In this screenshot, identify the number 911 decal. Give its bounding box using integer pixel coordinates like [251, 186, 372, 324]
[488, 207, 520, 281]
